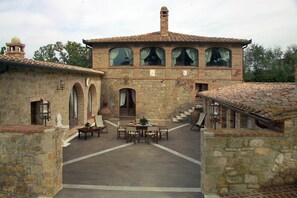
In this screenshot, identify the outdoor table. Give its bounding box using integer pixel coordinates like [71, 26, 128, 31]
[77, 127, 100, 140]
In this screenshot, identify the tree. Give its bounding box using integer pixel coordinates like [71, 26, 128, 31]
[33, 41, 91, 68]
[244, 43, 295, 82]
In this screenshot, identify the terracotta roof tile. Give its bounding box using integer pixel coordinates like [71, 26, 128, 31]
[198, 83, 297, 121]
[0, 55, 104, 75]
[83, 31, 250, 45]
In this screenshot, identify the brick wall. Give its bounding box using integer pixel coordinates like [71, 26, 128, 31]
[0, 125, 63, 197]
[201, 118, 297, 195]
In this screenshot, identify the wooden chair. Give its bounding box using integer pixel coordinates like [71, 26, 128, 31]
[159, 126, 169, 141]
[95, 115, 108, 133]
[126, 126, 139, 144]
[117, 121, 126, 139]
[145, 126, 159, 144]
[191, 112, 206, 131]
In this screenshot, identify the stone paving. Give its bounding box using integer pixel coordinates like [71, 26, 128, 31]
[55, 121, 205, 198]
[55, 120, 297, 198]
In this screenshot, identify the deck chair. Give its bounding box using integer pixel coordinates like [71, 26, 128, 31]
[159, 126, 168, 141]
[191, 113, 206, 131]
[126, 126, 139, 144]
[145, 126, 159, 144]
[95, 115, 108, 133]
[117, 121, 126, 139]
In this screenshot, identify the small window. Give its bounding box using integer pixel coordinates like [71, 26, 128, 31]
[172, 47, 198, 66]
[206, 48, 231, 67]
[140, 47, 165, 66]
[110, 48, 133, 66]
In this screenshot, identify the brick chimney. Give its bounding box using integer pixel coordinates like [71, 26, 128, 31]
[160, 6, 169, 37]
[6, 37, 25, 58]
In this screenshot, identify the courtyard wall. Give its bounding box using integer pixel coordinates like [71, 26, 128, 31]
[201, 118, 297, 195]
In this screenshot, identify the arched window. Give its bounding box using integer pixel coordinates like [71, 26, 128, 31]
[172, 47, 198, 66]
[69, 86, 78, 128]
[140, 47, 165, 66]
[110, 48, 133, 66]
[205, 48, 231, 67]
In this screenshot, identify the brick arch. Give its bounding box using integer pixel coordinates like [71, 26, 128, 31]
[87, 84, 98, 119]
[69, 83, 84, 128]
[119, 88, 136, 117]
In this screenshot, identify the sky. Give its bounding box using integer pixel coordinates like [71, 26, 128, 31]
[0, 0, 297, 58]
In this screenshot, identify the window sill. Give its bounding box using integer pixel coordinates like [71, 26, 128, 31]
[204, 66, 232, 70]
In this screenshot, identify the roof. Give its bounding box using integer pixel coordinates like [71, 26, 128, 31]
[0, 55, 104, 76]
[83, 31, 251, 46]
[198, 83, 297, 121]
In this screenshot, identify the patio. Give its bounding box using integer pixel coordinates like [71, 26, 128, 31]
[55, 120, 205, 198]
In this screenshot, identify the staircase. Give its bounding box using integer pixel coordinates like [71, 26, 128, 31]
[172, 104, 203, 123]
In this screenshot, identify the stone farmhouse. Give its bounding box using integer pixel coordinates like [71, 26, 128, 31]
[83, 6, 251, 121]
[2, 5, 296, 198]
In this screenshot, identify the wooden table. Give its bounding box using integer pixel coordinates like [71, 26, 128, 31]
[78, 127, 100, 140]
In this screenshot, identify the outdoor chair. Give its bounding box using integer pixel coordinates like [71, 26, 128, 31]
[145, 126, 159, 144]
[159, 126, 169, 141]
[95, 115, 108, 133]
[117, 121, 126, 139]
[191, 112, 206, 132]
[126, 126, 139, 144]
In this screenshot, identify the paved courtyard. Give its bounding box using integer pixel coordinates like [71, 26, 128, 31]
[55, 121, 205, 198]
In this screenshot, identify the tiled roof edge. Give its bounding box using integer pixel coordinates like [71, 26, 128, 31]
[0, 55, 104, 76]
[83, 31, 251, 45]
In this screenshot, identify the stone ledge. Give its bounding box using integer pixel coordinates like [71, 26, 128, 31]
[203, 128, 284, 137]
[0, 125, 55, 133]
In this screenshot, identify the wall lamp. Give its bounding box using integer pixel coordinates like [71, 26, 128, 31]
[40, 99, 51, 126]
[57, 79, 65, 90]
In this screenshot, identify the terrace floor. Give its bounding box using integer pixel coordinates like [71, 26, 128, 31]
[55, 120, 205, 198]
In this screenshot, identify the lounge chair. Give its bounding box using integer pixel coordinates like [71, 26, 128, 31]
[95, 115, 108, 133]
[191, 113, 206, 131]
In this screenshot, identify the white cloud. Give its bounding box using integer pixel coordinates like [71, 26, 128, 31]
[0, 0, 296, 58]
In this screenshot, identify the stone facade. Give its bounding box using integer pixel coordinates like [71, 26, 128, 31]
[84, 7, 250, 119]
[0, 125, 63, 197]
[201, 118, 297, 195]
[87, 27, 247, 119]
[0, 64, 102, 137]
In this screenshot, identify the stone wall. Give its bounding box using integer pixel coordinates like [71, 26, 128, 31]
[0, 125, 63, 197]
[201, 118, 297, 196]
[0, 66, 101, 136]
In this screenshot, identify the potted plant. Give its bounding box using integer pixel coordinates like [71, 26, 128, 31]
[85, 122, 91, 128]
[139, 117, 149, 126]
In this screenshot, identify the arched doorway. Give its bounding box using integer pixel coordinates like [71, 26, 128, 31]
[119, 88, 136, 117]
[69, 86, 78, 128]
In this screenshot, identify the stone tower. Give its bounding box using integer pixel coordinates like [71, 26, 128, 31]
[160, 6, 169, 36]
[6, 37, 25, 58]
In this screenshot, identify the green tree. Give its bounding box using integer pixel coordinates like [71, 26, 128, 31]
[33, 41, 91, 68]
[244, 43, 295, 82]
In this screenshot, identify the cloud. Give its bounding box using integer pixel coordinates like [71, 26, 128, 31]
[0, 0, 296, 58]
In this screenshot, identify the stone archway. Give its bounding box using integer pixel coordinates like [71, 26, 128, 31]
[69, 83, 84, 128]
[119, 88, 136, 117]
